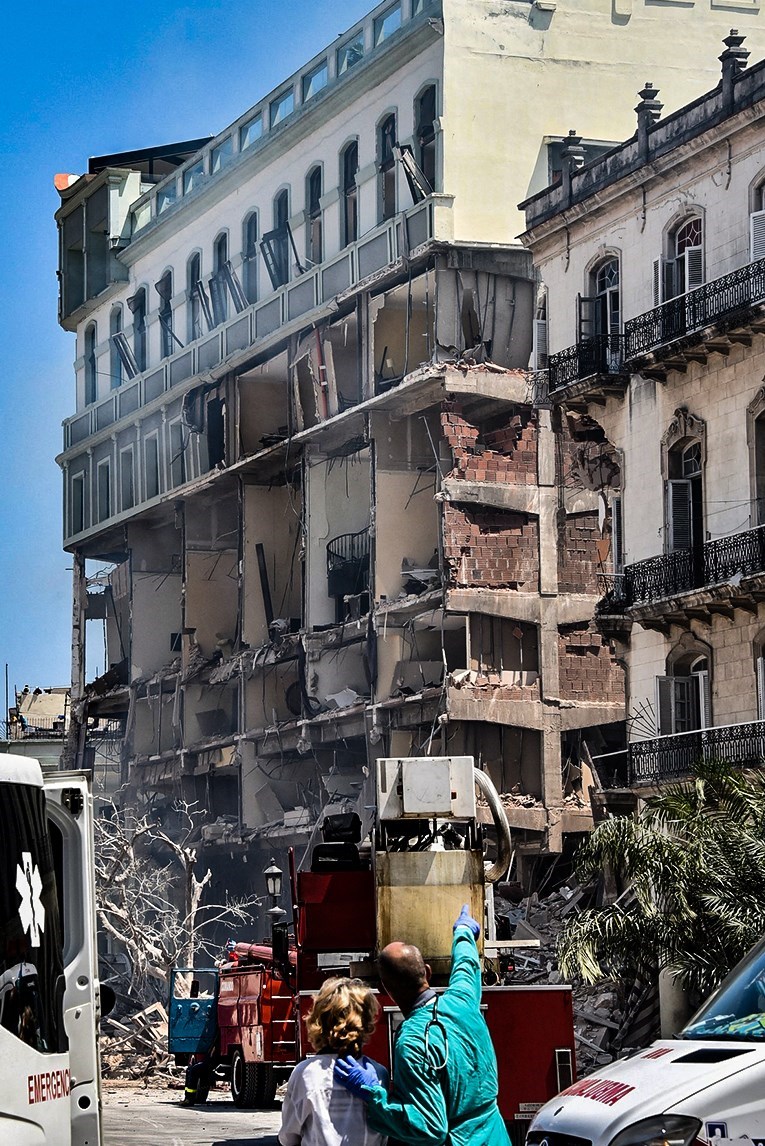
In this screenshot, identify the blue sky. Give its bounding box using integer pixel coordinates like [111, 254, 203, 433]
[0, 0, 371, 696]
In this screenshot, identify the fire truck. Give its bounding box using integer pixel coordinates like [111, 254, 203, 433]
[168, 756, 577, 1138]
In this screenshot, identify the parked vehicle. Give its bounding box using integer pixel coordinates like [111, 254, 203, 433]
[169, 756, 577, 1138]
[0, 755, 103, 1145]
[527, 938, 765, 1146]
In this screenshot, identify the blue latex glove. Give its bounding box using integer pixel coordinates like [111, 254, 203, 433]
[453, 902, 480, 938]
[333, 1054, 379, 1100]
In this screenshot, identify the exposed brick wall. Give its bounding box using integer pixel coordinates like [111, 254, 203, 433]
[441, 401, 537, 485]
[558, 623, 624, 704]
[558, 512, 601, 594]
[442, 504, 539, 589]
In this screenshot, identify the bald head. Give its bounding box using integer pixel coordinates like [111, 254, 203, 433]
[378, 941, 431, 1015]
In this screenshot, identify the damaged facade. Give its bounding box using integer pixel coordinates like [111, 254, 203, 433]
[55, 0, 765, 914]
[522, 32, 765, 798]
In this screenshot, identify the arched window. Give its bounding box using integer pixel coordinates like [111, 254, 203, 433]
[667, 438, 703, 556]
[243, 213, 259, 304]
[669, 216, 703, 299]
[211, 233, 228, 326]
[341, 141, 359, 246]
[658, 645, 711, 735]
[109, 306, 123, 389]
[156, 270, 173, 358]
[416, 86, 437, 192]
[187, 252, 203, 342]
[128, 288, 147, 373]
[272, 189, 290, 287]
[306, 166, 323, 266]
[751, 178, 765, 260]
[84, 323, 97, 405]
[379, 114, 397, 222]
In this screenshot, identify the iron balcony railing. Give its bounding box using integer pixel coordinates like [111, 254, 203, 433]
[548, 333, 625, 392]
[624, 255, 765, 360]
[605, 523, 765, 609]
[629, 720, 765, 786]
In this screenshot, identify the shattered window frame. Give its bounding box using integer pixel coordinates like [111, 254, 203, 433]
[144, 432, 161, 501]
[120, 445, 136, 512]
[109, 305, 123, 389]
[84, 322, 97, 406]
[302, 61, 329, 103]
[96, 457, 112, 523]
[242, 211, 259, 304]
[337, 35, 364, 76]
[157, 182, 177, 215]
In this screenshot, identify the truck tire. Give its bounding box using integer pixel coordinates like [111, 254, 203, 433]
[231, 1049, 258, 1108]
[254, 1063, 276, 1106]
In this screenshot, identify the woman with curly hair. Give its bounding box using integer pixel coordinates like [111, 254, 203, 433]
[279, 977, 388, 1146]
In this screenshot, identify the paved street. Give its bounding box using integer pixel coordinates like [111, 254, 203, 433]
[102, 1085, 282, 1146]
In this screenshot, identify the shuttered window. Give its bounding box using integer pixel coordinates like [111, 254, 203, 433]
[757, 655, 765, 720]
[667, 479, 693, 551]
[751, 210, 765, 261]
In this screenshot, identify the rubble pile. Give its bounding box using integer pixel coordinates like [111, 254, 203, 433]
[101, 1002, 178, 1081]
[495, 883, 623, 1076]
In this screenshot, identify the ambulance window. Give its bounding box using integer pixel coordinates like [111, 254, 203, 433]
[683, 939, 765, 1040]
[0, 782, 67, 1053]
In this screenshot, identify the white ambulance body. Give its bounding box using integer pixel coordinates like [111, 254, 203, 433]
[527, 941, 765, 1146]
[0, 755, 102, 1145]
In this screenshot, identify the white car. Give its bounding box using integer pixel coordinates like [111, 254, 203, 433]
[527, 940, 765, 1146]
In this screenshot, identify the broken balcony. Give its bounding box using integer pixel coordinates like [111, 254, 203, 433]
[599, 524, 765, 624]
[624, 255, 765, 379]
[547, 333, 628, 400]
[628, 720, 765, 786]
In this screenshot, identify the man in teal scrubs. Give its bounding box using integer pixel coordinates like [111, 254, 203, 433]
[334, 905, 510, 1146]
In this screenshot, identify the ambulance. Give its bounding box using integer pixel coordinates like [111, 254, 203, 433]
[527, 938, 765, 1146]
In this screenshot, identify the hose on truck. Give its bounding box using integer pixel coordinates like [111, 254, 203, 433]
[473, 768, 513, 884]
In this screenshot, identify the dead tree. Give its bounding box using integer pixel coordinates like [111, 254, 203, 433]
[95, 800, 260, 1007]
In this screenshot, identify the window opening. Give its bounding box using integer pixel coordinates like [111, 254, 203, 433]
[120, 447, 135, 511]
[303, 62, 328, 102]
[240, 115, 262, 151]
[416, 86, 437, 192]
[211, 234, 229, 326]
[337, 36, 364, 75]
[127, 289, 147, 373]
[752, 184, 765, 261]
[374, 4, 401, 45]
[156, 271, 180, 358]
[667, 440, 704, 586]
[270, 90, 294, 129]
[110, 332, 138, 380]
[757, 645, 765, 721]
[306, 166, 322, 266]
[657, 653, 710, 735]
[169, 420, 186, 488]
[342, 142, 359, 246]
[84, 324, 97, 405]
[261, 189, 301, 289]
[96, 459, 111, 523]
[71, 473, 85, 535]
[188, 253, 212, 339]
[211, 137, 233, 174]
[144, 435, 160, 500]
[379, 114, 397, 222]
[109, 307, 123, 388]
[183, 160, 205, 196]
[754, 411, 765, 525]
[657, 217, 704, 304]
[243, 213, 259, 304]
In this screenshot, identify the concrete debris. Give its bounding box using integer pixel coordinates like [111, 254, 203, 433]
[101, 1003, 177, 1081]
[492, 881, 623, 1076]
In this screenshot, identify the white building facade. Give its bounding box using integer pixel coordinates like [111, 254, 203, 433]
[56, 1, 765, 900]
[522, 31, 765, 790]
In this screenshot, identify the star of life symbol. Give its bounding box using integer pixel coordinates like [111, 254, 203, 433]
[16, 851, 45, 948]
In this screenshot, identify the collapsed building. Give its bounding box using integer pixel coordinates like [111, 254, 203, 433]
[54, 0, 765, 916]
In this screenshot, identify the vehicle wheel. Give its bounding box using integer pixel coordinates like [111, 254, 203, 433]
[254, 1063, 276, 1107]
[231, 1049, 258, 1107]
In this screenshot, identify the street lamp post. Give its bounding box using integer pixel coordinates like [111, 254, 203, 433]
[263, 858, 286, 946]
